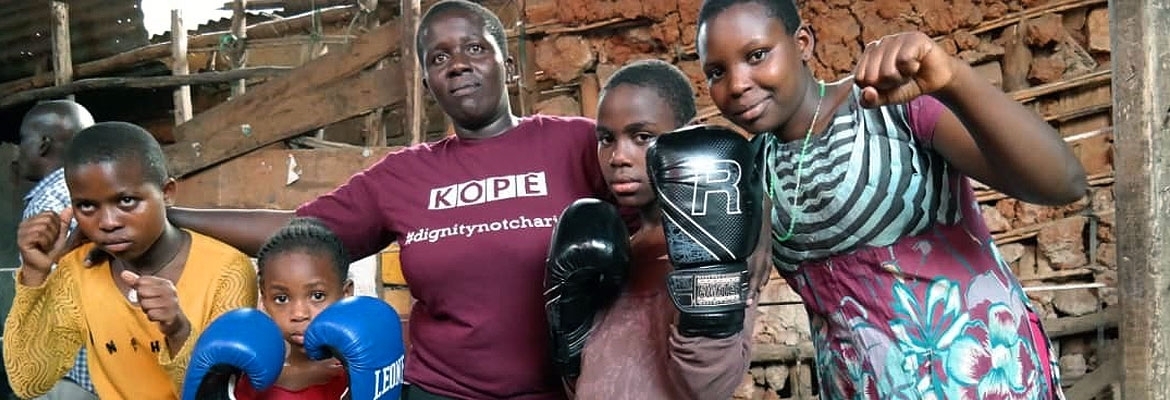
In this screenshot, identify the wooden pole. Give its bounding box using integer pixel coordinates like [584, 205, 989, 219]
[172, 9, 193, 125]
[49, 1, 73, 100]
[363, 2, 389, 147]
[230, 0, 248, 97]
[1113, 0, 1170, 396]
[579, 73, 600, 119]
[403, 0, 424, 145]
[515, 0, 536, 116]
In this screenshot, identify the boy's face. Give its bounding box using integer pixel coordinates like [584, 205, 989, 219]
[66, 160, 173, 261]
[260, 251, 353, 349]
[596, 84, 681, 209]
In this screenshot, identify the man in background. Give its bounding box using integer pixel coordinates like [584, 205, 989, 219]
[12, 100, 97, 400]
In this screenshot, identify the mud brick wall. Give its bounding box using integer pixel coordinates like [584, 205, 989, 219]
[493, 0, 1118, 398]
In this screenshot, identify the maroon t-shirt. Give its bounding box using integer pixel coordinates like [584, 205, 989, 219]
[297, 115, 609, 399]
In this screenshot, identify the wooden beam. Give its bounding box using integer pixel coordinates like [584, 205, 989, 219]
[219, 0, 284, 10]
[230, 0, 248, 97]
[1113, 0, 1170, 396]
[963, 0, 1106, 36]
[172, 9, 193, 125]
[49, 1, 72, 100]
[362, 1, 388, 147]
[0, 68, 291, 109]
[750, 342, 816, 363]
[402, 0, 424, 144]
[0, 5, 361, 97]
[174, 147, 399, 209]
[1012, 70, 1111, 103]
[189, 35, 357, 52]
[164, 20, 405, 178]
[580, 73, 600, 119]
[1044, 311, 1119, 338]
[288, 136, 364, 149]
[515, 0, 535, 115]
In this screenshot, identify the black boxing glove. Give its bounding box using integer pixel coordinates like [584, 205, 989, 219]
[544, 198, 632, 379]
[647, 125, 763, 339]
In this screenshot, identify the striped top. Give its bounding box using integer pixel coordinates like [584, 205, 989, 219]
[762, 86, 1065, 399]
[764, 85, 961, 269]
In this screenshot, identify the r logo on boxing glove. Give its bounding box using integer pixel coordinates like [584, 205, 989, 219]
[647, 125, 763, 339]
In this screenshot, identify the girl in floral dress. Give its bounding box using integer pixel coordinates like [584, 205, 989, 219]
[695, 0, 1087, 398]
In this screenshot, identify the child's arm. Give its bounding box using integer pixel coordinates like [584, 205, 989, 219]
[3, 262, 86, 399]
[666, 303, 756, 399]
[158, 253, 259, 393]
[665, 212, 770, 399]
[855, 31, 1087, 205]
[5, 210, 87, 399]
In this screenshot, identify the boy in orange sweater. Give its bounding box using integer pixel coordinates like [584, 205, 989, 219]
[5, 122, 257, 400]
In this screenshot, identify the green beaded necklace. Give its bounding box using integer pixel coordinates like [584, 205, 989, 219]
[768, 80, 826, 242]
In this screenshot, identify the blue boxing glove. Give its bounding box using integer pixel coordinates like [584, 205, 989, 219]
[182, 309, 286, 400]
[304, 296, 405, 400]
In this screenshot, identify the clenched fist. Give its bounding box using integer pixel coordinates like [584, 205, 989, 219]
[16, 208, 74, 285]
[121, 270, 191, 346]
[854, 31, 964, 108]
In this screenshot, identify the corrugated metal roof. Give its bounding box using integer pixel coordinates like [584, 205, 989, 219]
[0, 0, 151, 83]
[149, 11, 276, 44]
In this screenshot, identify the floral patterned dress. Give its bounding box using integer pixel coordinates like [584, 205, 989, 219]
[762, 86, 1064, 399]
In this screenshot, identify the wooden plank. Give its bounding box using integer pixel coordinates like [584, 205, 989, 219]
[0, 68, 292, 109]
[515, 0, 536, 115]
[1113, 0, 1170, 396]
[1013, 70, 1111, 103]
[0, 5, 361, 97]
[403, 0, 424, 145]
[380, 244, 405, 285]
[49, 1, 72, 100]
[751, 342, 816, 363]
[174, 147, 398, 209]
[168, 64, 405, 178]
[219, 0, 285, 11]
[961, 0, 1106, 36]
[172, 9, 193, 125]
[1044, 310, 1119, 337]
[231, 0, 249, 97]
[164, 20, 404, 178]
[189, 35, 357, 52]
[288, 136, 364, 149]
[363, 1, 388, 147]
[580, 73, 600, 119]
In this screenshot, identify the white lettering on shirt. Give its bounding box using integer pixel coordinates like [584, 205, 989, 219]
[428, 172, 548, 210]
